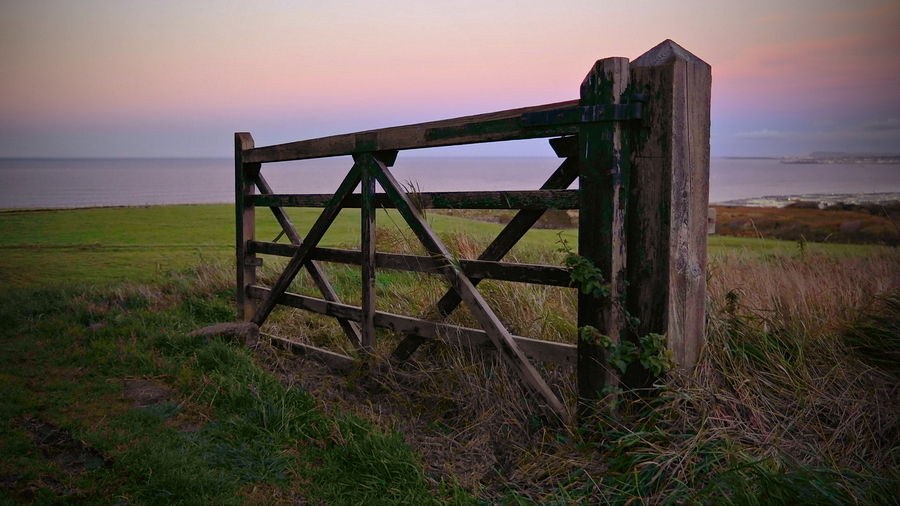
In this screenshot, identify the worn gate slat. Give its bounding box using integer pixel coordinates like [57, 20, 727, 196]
[242, 100, 580, 163]
[269, 335, 356, 373]
[250, 189, 579, 210]
[247, 286, 576, 367]
[248, 242, 575, 287]
[437, 157, 580, 314]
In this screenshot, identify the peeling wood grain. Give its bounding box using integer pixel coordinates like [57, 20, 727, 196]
[626, 40, 711, 383]
[576, 57, 630, 402]
[235, 133, 258, 321]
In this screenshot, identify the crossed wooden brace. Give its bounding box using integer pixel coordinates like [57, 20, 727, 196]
[247, 137, 578, 422]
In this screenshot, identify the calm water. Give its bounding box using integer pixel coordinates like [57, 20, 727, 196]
[1, 157, 899, 209]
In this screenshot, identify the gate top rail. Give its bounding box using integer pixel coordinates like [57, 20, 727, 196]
[242, 99, 584, 164]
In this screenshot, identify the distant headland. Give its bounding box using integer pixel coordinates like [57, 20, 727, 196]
[721, 153, 900, 164]
[722, 152, 900, 164]
[781, 152, 900, 164]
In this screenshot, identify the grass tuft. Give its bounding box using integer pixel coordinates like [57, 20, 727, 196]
[841, 292, 900, 376]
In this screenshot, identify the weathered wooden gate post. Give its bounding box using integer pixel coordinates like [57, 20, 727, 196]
[576, 40, 711, 403]
[624, 40, 711, 388]
[577, 57, 630, 401]
[235, 132, 259, 321]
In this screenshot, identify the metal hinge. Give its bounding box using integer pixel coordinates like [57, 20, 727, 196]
[243, 257, 263, 267]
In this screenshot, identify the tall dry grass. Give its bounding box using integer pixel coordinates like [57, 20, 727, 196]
[187, 228, 900, 503]
[695, 248, 900, 471]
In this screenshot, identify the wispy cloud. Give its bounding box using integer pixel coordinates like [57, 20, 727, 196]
[735, 129, 789, 139]
[856, 118, 900, 132]
[814, 2, 900, 25]
[738, 118, 900, 141]
[714, 2, 900, 112]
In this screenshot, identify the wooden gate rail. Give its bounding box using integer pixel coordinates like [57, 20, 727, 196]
[249, 189, 580, 210]
[242, 101, 579, 164]
[247, 243, 575, 287]
[236, 39, 711, 421]
[246, 285, 576, 367]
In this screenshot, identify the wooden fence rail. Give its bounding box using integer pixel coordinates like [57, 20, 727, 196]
[235, 39, 711, 421]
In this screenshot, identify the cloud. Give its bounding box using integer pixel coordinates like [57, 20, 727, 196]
[856, 118, 900, 132]
[814, 2, 900, 25]
[721, 115, 900, 157]
[735, 129, 789, 139]
[737, 118, 900, 142]
[714, 2, 900, 112]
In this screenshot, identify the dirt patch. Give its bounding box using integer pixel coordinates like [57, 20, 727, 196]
[17, 417, 111, 477]
[0, 474, 74, 504]
[238, 481, 312, 506]
[122, 379, 176, 409]
[3, 417, 113, 502]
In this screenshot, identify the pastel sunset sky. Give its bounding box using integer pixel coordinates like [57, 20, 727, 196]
[1, 0, 898, 158]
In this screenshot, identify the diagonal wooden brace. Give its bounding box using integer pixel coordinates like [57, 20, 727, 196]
[251, 162, 363, 327]
[370, 156, 569, 422]
[252, 172, 363, 349]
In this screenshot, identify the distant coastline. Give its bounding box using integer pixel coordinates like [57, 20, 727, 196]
[3, 157, 899, 210]
[721, 154, 900, 165]
[719, 153, 900, 165]
[714, 192, 900, 208]
[780, 155, 900, 165]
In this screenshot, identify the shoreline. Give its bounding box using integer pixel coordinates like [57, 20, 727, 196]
[0, 202, 229, 214]
[712, 192, 900, 208]
[4, 192, 900, 213]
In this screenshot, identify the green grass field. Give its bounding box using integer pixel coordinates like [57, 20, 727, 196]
[0, 203, 877, 288]
[2, 204, 898, 504]
[1, 205, 491, 504]
[0, 205, 579, 288]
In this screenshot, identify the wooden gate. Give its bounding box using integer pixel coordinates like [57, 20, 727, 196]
[235, 40, 711, 421]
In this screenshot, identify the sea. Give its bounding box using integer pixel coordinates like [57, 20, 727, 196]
[1, 157, 899, 209]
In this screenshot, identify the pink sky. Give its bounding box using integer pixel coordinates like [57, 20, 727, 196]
[1, 0, 898, 157]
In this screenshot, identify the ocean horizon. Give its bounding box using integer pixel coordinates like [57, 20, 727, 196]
[1, 156, 899, 210]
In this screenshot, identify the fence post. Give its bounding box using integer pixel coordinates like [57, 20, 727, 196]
[577, 57, 630, 404]
[235, 132, 259, 321]
[624, 40, 711, 386]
